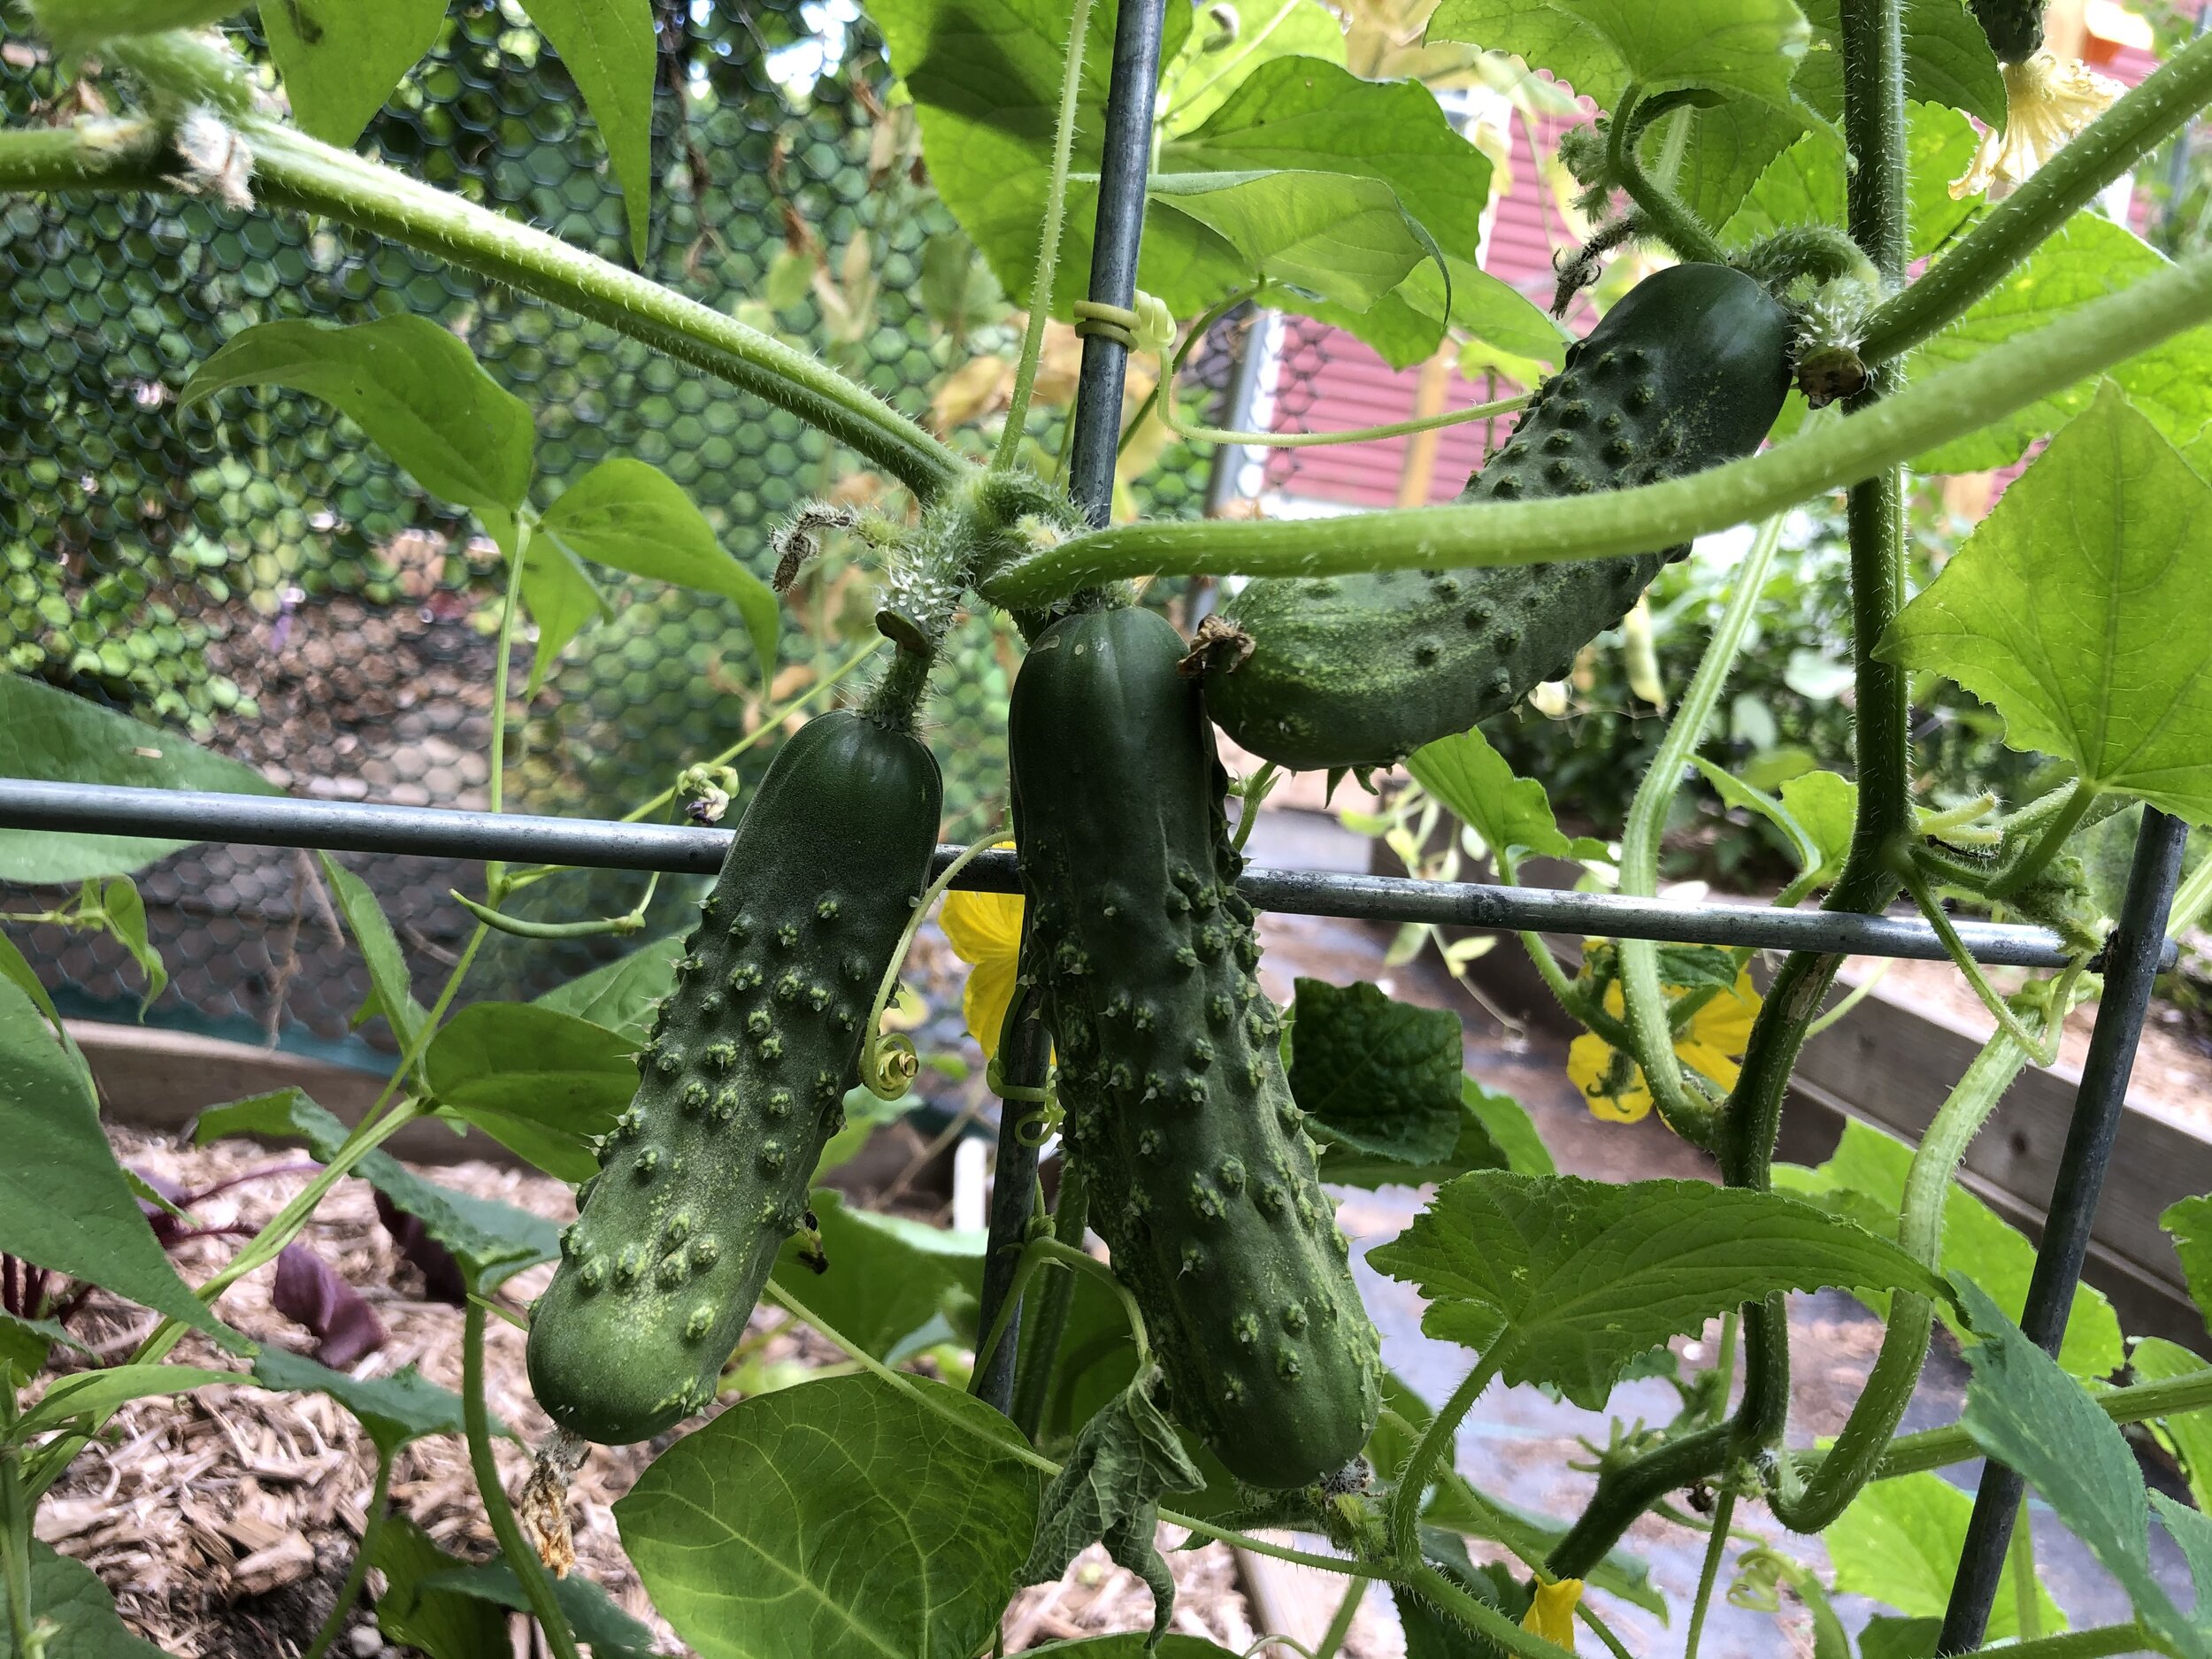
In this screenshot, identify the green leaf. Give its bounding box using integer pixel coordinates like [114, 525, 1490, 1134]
[1425, 0, 1812, 114]
[180, 315, 534, 517]
[422, 1563, 657, 1659]
[26, 0, 241, 48]
[316, 851, 427, 1052]
[97, 876, 165, 1011]
[1795, 0, 2006, 127]
[0, 1310, 84, 1384]
[1289, 978, 1463, 1166]
[534, 935, 683, 1041]
[1369, 1173, 1948, 1408]
[1825, 1470, 2063, 1642]
[2164, 1194, 2212, 1330]
[0, 675, 280, 882]
[518, 0, 657, 261]
[262, 0, 448, 147]
[917, 231, 1007, 339]
[424, 1002, 635, 1180]
[616, 1371, 1041, 1659]
[251, 1348, 482, 1458]
[1908, 216, 2212, 474]
[0, 933, 75, 1063]
[0, 975, 238, 1348]
[1021, 1374, 1206, 1646]
[1408, 726, 1571, 860]
[1692, 757, 1822, 878]
[1462, 1075, 1554, 1177]
[1654, 943, 1739, 993]
[369, 1513, 510, 1659]
[873, 0, 1189, 312]
[0, 1542, 166, 1658]
[15, 1363, 239, 1438]
[194, 1088, 559, 1293]
[1163, 58, 1492, 266]
[539, 458, 780, 685]
[1955, 1279, 2210, 1659]
[773, 1191, 985, 1360]
[1775, 1120, 2123, 1379]
[1148, 168, 1444, 319]
[2134, 1334, 2212, 1514]
[1157, 0, 1345, 134]
[1778, 770, 1856, 886]
[1721, 101, 1978, 264]
[1675, 99, 1806, 240]
[1857, 1617, 1944, 1659]
[1879, 384, 2212, 826]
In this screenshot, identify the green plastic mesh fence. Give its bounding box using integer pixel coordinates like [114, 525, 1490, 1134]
[0, 4, 1218, 1067]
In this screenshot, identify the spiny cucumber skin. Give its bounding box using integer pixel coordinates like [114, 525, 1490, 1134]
[1203, 264, 1794, 772]
[1010, 606, 1381, 1489]
[526, 710, 941, 1445]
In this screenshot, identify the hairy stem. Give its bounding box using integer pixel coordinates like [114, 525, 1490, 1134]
[1, 1392, 35, 1659]
[1609, 88, 1727, 266]
[1010, 1161, 1089, 1441]
[1862, 27, 2212, 362]
[1313, 1575, 1369, 1659]
[301, 1450, 392, 1659]
[463, 1301, 580, 1659]
[979, 244, 2212, 603]
[1404, 1565, 1575, 1659]
[1682, 1482, 1736, 1659]
[1389, 1353, 1499, 1563]
[996, 0, 1098, 468]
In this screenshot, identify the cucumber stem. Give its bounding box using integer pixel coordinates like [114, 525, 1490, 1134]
[300, 1450, 392, 1659]
[463, 1300, 580, 1659]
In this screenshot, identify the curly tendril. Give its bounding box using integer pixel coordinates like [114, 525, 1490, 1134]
[860, 832, 1004, 1102]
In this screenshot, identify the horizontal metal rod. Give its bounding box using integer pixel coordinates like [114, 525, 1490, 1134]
[0, 780, 2135, 969]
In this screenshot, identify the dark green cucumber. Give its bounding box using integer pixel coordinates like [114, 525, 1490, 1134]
[1202, 263, 1793, 772]
[1970, 0, 2042, 62]
[1010, 605, 1381, 1488]
[526, 709, 941, 1444]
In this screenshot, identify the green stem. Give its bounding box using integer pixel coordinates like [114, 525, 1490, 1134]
[0, 85, 962, 499]
[1800, 958, 1891, 1041]
[1977, 1624, 2153, 1659]
[1681, 1481, 1735, 1659]
[1313, 1575, 1368, 1659]
[463, 1301, 579, 1659]
[995, 0, 1098, 470]
[482, 512, 532, 902]
[1010, 1160, 1089, 1441]
[1903, 866, 2064, 1062]
[1609, 87, 1727, 266]
[2010, 1490, 2040, 1643]
[301, 1449, 392, 1659]
[1388, 1352, 1499, 1564]
[979, 244, 2212, 604]
[1985, 781, 2096, 901]
[1841, 1364, 2212, 1483]
[978, 1239, 1148, 1389]
[2170, 848, 2212, 941]
[449, 890, 645, 939]
[1, 1392, 35, 1659]
[1616, 509, 1787, 1142]
[1766, 1025, 2037, 1530]
[1494, 850, 1619, 1042]
[1862, 27, 2212, 362]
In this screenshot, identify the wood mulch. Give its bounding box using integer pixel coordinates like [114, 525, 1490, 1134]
[28, 1125, 1371, 1658]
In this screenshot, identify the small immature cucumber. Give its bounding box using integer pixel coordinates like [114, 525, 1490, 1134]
[1010, 604, 1381, 1489]
[526, 709, 941, 1444]
[1202, 263, 1793, 772]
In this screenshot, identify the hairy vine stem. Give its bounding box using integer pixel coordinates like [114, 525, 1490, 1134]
[1608, 87, 1727, 267]
[463, 1300, 580, 1659]
[978, 242, 2212, 603]
[1861, 26, 2212, 362]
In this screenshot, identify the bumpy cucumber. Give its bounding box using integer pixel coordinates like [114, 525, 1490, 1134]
[1010, 605, 1381, 1488]
[526, 709, 941, 1444]
[1970, 0, 2042, 62]
[1202, 263, 1793, 772]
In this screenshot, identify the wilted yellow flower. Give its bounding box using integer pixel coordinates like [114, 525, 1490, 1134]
[1522, 1578, 1584, 1648]
[1951, 52, 2124, 201]
[1566, 969, 1761, 1125]
[941, 843, 1023, 1060]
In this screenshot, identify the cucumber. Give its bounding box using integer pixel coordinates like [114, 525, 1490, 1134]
[1010, 604, 1381, 1488]
[1970, 0, 2042, 62]
[526, 709, 941, 1444]
[1201, 263, 1793, 772]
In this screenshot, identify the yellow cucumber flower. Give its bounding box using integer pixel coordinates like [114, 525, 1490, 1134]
[1951, 51, 2124, 202]
[1566, 968, 1761, 1125]
[941, 842, 1024, 1061]
[1522, 1577, 1584, 1648]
